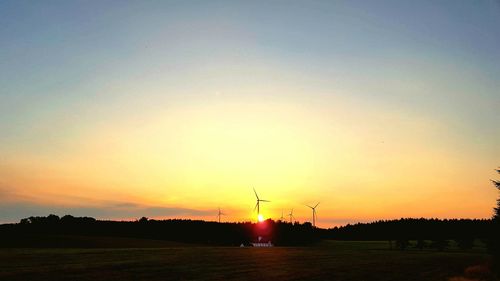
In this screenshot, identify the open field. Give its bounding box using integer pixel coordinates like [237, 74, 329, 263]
[0, 240, 492, 281]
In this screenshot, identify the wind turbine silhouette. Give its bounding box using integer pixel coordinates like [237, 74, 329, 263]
[253, 188, 270, 214]
[306, 202, 320, 227]
[217, 207, 226, 223]
[280, 209, 285, 221]
[288, 208, 295, 224]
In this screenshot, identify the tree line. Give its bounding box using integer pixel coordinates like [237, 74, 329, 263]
[0, 215, 318, 247]
[325, 218, 492, 240]
[322, 218, 492, 251]
[0, 214, 494, 249]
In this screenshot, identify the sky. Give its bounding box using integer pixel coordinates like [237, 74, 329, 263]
[1, 0, 499, 227]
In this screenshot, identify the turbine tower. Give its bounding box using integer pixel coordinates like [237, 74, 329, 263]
[253, 188, 270, 214]
[217, 207, 226, 223]
[307, 202, 320, 227]
[280, 209, 285, 221]
[288, 208, 295, 224]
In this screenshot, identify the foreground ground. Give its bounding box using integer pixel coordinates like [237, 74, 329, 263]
[0, 240, 492, 281]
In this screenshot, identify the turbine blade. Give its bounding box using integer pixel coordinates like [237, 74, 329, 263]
[253, 188, 259, 200]
[254, 203, 258, 212]
[314, 202, 320, 208]
[260, 199, 270, 202]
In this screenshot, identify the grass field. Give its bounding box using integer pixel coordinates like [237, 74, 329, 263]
[0, 240, 492, 281]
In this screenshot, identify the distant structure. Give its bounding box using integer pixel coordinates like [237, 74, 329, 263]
[288, 208, 295, 224]
[280, 209, 285, 221]
[251, 236, 274, 247]
[217, 207, 226, 223]
[307, 202, 320, 227]
[253, 188, 270, 215]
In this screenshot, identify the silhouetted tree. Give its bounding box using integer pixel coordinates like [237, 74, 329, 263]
[46, 214, 60, 223]
[490, 168, 500, 272]
[494, 168, 500, 220]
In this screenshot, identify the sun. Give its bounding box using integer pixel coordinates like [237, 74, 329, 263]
[257, 214, 264, 222]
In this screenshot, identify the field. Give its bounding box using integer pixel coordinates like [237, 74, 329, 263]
[0, 240, 491, 281]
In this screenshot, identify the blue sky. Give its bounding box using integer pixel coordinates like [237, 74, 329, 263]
[1, 1, 499, 225]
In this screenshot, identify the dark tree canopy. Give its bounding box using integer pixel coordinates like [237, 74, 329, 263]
[490, 167, 500, 271]
[493, 168, 500, 221]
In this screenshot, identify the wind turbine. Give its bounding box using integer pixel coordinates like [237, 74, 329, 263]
[217, 207, 226, 223]
[288, 208, 295, 224]
[280, 209, 285, 221]
[306, 202, 320, 227]
[253, 188, 270, 214]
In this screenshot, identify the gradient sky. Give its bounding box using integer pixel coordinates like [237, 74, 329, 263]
[1, 0, 499, 227]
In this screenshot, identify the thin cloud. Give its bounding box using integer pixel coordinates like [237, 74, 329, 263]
[0, 201, 213, 224]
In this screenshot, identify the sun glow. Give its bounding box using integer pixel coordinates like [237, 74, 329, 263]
[257, 214, 264, 222]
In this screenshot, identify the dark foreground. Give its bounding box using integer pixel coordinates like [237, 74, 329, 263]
[0, 241, 492, 281]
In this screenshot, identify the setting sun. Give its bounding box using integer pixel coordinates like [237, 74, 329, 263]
[257, 214, 264, 222]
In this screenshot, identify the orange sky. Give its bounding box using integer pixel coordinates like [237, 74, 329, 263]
[1, 97, 498, 227]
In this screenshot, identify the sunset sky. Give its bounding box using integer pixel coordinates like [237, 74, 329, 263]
[1, 1, 499, 227]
